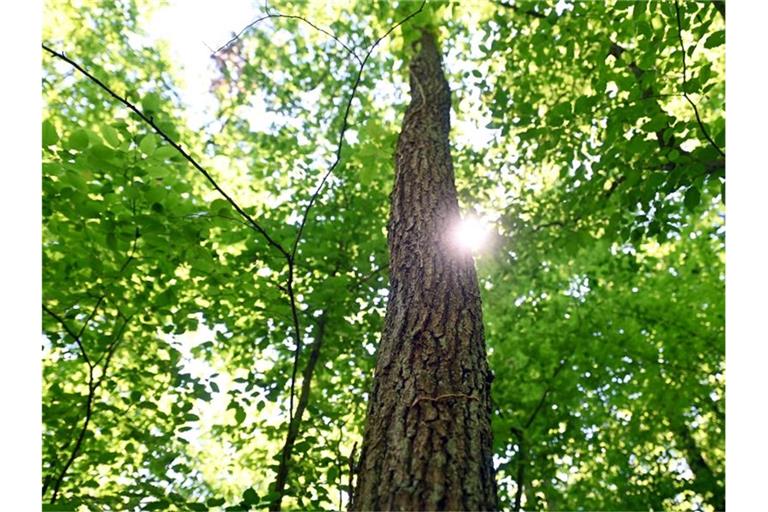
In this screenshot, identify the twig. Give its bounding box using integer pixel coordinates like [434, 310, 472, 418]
[289, 0, 427, 264]
[47, 306, 133, 503]
[268, 313, 328, 511]
[673, 0, 725, 158]
[118, 227, 141, 274]
[215, 12, 362, 65]
[42, 295, 104, 369]
[93, 311, 132, 375]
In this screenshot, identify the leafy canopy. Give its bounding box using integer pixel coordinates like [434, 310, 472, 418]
[42, 0, 724, 510]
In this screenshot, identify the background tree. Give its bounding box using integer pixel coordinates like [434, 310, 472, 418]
[41, 0, 724, 510]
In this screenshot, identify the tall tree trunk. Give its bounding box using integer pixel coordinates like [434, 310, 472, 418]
[351, 29, 498, 511]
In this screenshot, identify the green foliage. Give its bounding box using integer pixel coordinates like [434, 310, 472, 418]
[42, 0, 724, 510]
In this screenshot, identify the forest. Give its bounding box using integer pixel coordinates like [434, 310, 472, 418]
[41, 0, 725, 510]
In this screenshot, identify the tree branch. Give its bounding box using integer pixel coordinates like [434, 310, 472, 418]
[46, 306, 132, 503]
[288, 0, 427, 265]
[93, 311, 133, 380]
[42, 295, 104, 369]
[41, 44, 291, 260]
[673, 0, 725, 158]
[269, 313, 328, 511]
[215, 11, 362, 66]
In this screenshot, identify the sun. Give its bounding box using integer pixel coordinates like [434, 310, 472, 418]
[451, 215, 490, 252]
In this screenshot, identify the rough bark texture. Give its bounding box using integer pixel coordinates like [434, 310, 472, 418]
[351, 30, 498, 511]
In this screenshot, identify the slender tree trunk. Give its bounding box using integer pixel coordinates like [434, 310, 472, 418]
[269, 314, 327, 511]
[351, 29, 498, 511]
[675, 424, 725, 511]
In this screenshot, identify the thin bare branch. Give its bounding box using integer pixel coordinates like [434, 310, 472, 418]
[41, 44, 291, 260]
[93, 311, 132, 373]
[289, 0, 427, 266]
[47, 310, 132, 503]
[215, 12, 362, 65]
[42, 295, 104, 369]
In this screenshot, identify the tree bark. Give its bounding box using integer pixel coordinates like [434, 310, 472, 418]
[351, 29, 498, 511]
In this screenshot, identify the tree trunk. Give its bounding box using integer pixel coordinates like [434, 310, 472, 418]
[351, 29, 498, 511]
[269, 314, 327, 511]
[675, 423, 725, 511]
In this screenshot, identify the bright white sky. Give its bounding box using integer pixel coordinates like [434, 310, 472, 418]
[147, 0, 281, 131]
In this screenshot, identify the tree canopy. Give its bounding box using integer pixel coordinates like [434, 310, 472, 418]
[41, 0, 724, 510]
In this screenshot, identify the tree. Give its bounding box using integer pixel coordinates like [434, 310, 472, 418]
[41, 1, 724, 511]
[351, 28, 496, 510]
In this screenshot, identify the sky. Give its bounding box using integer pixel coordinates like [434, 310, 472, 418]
[146, 0, 276, 131]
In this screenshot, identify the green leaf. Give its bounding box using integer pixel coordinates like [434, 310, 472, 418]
[144, 500, 170, 511]
[142, 92, 162, 113]
[155, 145, 178, 160]
[101, 125, 121, 147]
[68, 129, 90, 150]
[235, 406, 246, 425]
[43, 504, 76, 511]
[140, 134, 157, 156]
[643, 116, 668, 133]
[243, 487, 259, 505]
[43, 120, 58, 146]
[703, 30, 725, 49]
[684, 186, 701, 211]
[359, 165, 376, 185]
[210, 198, 230, 216]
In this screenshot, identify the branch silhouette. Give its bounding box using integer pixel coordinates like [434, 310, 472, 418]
[43, 302, 132, 504]
[673, 0, 725, 158]
[215, 11, 362, 65]
[41, 44, 290, 259]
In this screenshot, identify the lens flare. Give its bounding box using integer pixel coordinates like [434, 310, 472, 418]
[452, 216, 490, 252]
